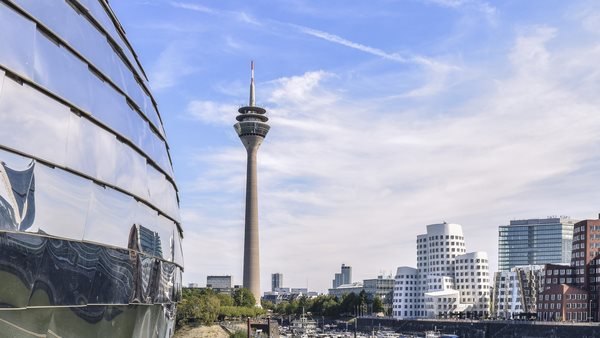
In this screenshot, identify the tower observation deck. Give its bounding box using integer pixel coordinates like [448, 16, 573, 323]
[234, 61, 269, 306]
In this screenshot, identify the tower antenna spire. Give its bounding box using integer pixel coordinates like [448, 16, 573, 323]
[249, 60, 255, 107]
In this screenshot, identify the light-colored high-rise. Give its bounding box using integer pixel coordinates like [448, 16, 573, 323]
[234, 62, 270, 306]
[332, 263, 352, 288]
[393, 223, 491, 319]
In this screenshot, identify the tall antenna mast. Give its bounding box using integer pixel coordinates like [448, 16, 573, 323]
[249, 60, 255, 107]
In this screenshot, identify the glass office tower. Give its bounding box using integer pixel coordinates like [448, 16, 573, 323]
[498, 217, 575, 271]
[0, 1, 183, 337]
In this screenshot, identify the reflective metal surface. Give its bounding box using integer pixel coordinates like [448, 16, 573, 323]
[0, 185, 183, 336]
[0, 2, 171, 181]
[33, 28, 93, 113]
[0, 76, 71, 167]
[0, 2, 35, 80]
[0, 232, 181, 307]
[0, 71, 179, 221]
[0, 1, 183, 336]
[11, 0, 163, 135]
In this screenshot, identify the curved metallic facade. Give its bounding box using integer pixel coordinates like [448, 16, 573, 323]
[0, 1, 183, 337]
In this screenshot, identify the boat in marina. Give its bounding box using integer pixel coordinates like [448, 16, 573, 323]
[290, 310, 319, 336]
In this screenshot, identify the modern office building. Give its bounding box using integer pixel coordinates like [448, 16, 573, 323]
[207, 275, 233, 289]
[272, 273, 283, 291]
[235, 62, 270, 306]
[291, 288, 309, 294]
[364, 275, 395, 301]
[393, 223, 491, 319]
[498, 217, 576, 271]
[328, 282, 364, 298]
[0, 1, 183, 337]
[364, 275, 395, 314]
[332, 264, 352, 288]
[538, 217, 600, 322]
[491, 265, 545, 319]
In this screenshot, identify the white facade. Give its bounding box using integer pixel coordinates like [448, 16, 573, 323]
[393, 223, 490, 319]
[454, 252, 491, 314]
[491, 265, 545, 319]
[392, 267, 419, 318]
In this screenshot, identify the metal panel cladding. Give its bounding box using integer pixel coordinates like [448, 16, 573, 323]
[0, 1, 183, 337]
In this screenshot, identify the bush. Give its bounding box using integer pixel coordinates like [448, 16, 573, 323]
[219, 306, 266, 318]
[230, 330, 247, 338]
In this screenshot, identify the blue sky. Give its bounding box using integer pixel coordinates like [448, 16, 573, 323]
[112, 0, 600, 292]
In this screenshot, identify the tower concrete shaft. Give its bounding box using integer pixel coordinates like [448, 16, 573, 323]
[242, 136, 262, 305]
[234, 61, 269, 306]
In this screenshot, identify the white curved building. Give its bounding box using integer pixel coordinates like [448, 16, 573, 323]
[393, 267, 419, 318]
[0, 1, 182, 337]
[393, 223, 490, 319]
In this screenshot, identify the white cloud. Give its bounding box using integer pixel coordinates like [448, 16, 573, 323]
[293, 25, 455, 71]
[170, 1, 216, 14]
[509, 25, 556, 71]
[185, 100, 239, 125]
[422, 0, 497, 23]
[149, 41, 199, 91]
[170, 1, 263, 27]
[180, 23, 600, 292]
[237, 12, 262, 26]
[569, 2, 600, 34]
[267, 71, 336, 108]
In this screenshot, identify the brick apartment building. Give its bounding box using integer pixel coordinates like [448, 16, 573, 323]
[538, 217, 600, 322]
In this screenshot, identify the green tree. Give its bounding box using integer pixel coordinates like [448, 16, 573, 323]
[323, 298, 340, 317]
[275, 301, 289, 314]
[287, 299, 299, 315]
[233, 288, 256, 307]
[372, 296, 384, 313]
[261, 300, 275, 311]
[340, 292, 358, 314]
[176, 296, 201, 325]
[217, 293, 235, 307]
[358, 290, 368, 307]
[197, 293, 221, 324]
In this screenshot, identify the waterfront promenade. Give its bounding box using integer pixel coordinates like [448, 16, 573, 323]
[356, 317, 600, 338]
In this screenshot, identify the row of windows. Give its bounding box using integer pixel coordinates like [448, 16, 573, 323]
[541, 293, 586, 301]
[429, 247, 466, 253]
[546, 269, 573, 276]
[539, 302, 589, 310]
[456, 284, 489, 290]
[426, 241, 465, 247]
[418, 235, 464, 242]
[456, 265, 489, 270]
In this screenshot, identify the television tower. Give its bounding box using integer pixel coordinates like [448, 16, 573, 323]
[234, 61, 270, 306]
